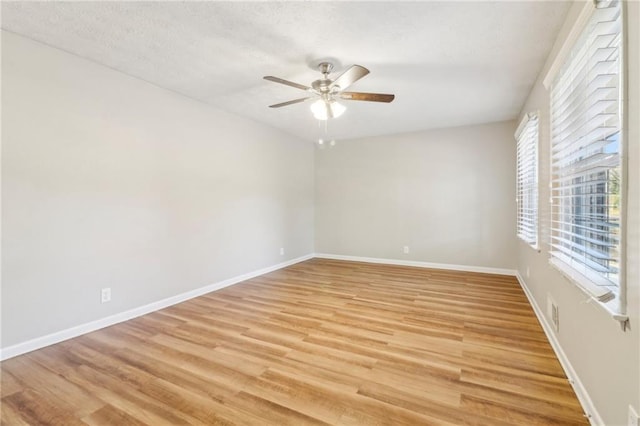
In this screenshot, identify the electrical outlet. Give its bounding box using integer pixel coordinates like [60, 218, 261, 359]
[280, 247, 284, 255]
[526, 266, 530, 278]
[403, 246, 409, 254]
[101, 288, 111, 304]
[629, 405, 639, 426]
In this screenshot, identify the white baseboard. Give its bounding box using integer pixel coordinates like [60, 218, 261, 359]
[515, 273, 602, 426]
[0, 254, 314, 361]
[314, 253, 517, 276]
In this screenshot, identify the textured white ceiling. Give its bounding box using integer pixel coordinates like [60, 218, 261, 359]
[1, 1, 571, 142]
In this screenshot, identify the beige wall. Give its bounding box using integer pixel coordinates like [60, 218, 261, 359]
[315, 121, 517, 271]
[515, 2, 640, 425]
[1, 31, 315, 348]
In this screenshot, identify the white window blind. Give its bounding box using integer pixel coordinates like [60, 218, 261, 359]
[516, 114, 539, 247]
[550, 1, 622, 302]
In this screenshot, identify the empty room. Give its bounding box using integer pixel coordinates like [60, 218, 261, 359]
[1, 1, 638, 425]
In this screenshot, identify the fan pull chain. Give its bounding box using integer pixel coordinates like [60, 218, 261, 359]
[316, 119, 336, 149]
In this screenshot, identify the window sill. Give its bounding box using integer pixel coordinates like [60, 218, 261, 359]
[549, 258, 629, 331]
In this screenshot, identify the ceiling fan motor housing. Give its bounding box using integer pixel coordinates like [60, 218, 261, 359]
[312, 62, 336, 95]
[312, 79, 332, 94]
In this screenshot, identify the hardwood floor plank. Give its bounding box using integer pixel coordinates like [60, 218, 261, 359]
[356, 380, 516, 426]
[216, 345, 365, 393]
[224, 391, 330, 426]
[2, 355, 104, 418]
[1, 259, 587, 425]
[65, 365, 198, 425]
[362, 364, 461, 407]
[460, 365, 581, 406]
[3, 389, 88, 426]
[0, 368, 23, 398]
[0, 399, 31, 426]
[82, 404, 148, 426]
[460, 393, 587, 425]
[243, 369, 347, 423]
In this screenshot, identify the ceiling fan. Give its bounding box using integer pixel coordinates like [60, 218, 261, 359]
[264, 62, 395, 120]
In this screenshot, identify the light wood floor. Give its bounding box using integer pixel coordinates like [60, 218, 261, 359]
[1, 258, 588, 425]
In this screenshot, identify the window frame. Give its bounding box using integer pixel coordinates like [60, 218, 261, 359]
[548, 0, 628, 321]
[515, 112, 539, 249]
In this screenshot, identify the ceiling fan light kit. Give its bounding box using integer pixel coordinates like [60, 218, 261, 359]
[310, 98, 345, 120]
[264, 61, 394, 122]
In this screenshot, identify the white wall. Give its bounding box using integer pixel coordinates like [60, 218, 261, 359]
[315, 121, 517, 271]
[515, 2, 640, 425]
[1, 31, 315, 349]
[4, 8, 638, 423]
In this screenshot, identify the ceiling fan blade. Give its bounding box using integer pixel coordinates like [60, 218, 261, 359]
[263, 76, 310, 91]
[329, 65, 370, 91]
[268, 97, 310, 108]
[339, 92, 395, 103]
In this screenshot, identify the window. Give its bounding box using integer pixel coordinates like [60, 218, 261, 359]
[516, 113, 539, 248]
[549, 1, 623, 303]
